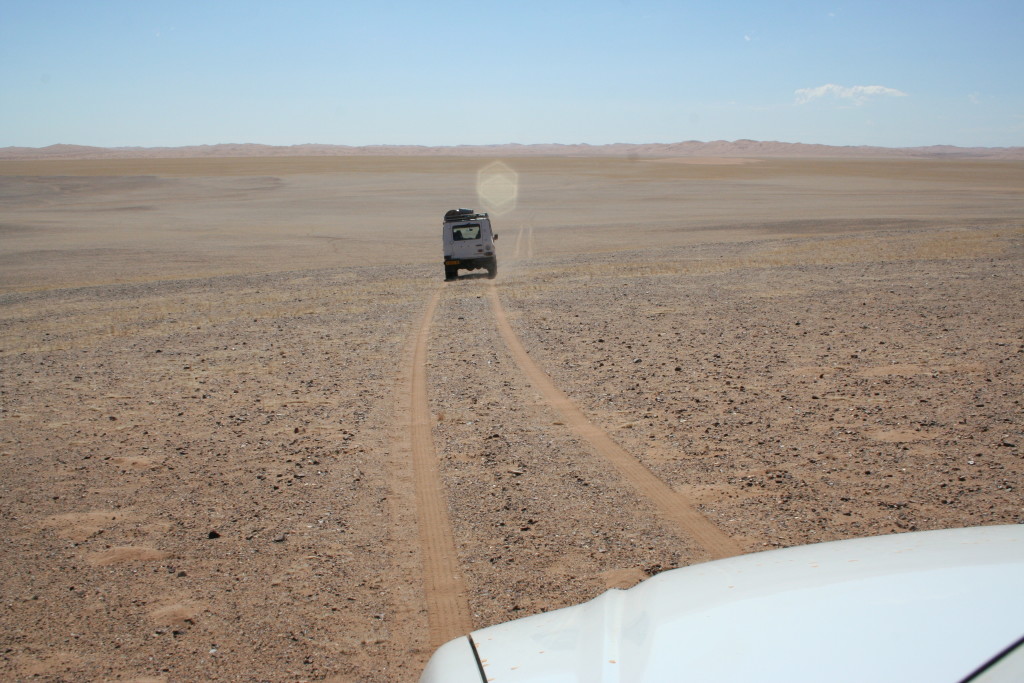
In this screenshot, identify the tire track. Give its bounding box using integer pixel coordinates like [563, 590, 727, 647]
[512, 222, 535, 259]
[406, 287, 474, 648]
[486, 284, 742, 561]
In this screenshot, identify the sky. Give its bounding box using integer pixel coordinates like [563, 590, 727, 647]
[2, 0, 1022, 149]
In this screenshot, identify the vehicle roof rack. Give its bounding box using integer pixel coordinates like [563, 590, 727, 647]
[444, 208, 488, 221]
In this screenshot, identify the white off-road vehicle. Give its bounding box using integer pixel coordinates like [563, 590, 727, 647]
[442, 208, 498, 280]
[421, 525, 1024, 682]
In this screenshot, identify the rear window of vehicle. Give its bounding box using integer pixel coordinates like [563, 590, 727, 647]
[452, 224, 481, 240]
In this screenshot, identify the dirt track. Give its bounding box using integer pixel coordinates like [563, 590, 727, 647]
[405, 288, 473, 648]
[1, 156, 1023, 681]
[485, 285, 742, 560]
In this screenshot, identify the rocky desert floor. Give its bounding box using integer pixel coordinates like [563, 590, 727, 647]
[1, 156, 1022, 681]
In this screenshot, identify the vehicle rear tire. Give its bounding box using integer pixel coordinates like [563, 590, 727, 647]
[486, 261, 497, 279]
[444, 266, 457, 281]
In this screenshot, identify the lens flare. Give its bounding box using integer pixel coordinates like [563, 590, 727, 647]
[476, 161, 518, 216]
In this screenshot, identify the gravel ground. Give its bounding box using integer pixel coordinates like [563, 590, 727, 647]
[1, 158, 1022, 681]
[498, 228, 1024, 551]
[2, 267, 432, 681]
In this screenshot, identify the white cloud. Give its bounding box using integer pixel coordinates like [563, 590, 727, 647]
[795, 84, 908, 106]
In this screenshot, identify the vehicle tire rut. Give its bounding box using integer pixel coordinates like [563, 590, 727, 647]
[405, 287, 474, 648]
[487, 284, 742, 560]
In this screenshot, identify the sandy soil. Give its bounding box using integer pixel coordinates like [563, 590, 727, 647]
[1, 156, 1022, 681]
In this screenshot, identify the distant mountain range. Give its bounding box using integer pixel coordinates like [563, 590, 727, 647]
[2, 140, 1022, 160]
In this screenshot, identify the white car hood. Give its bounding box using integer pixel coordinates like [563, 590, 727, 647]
[422, 525, 1024, 682]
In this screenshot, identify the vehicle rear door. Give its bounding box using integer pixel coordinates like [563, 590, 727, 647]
[449, 222, 486, 260]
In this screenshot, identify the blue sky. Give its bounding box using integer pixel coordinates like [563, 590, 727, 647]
[2, 0, 1022, 148]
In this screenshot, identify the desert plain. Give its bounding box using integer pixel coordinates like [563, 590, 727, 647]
[1, 152, 1022, 681]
